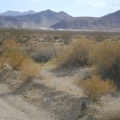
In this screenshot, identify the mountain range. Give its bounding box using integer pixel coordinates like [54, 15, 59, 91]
[0, 9, 72, 29]
[51, 10, 120, 31]
[0, 10, 36, 16]
[0, 9, 120, 31]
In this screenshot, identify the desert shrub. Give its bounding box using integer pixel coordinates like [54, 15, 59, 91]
[27, 42, 56, 63]
[0, 57, 5, 68]
[93, 32, 110, 42]
[2, 39, 20, 50]
[19, 59, 40, 79]
[3, 48, 29, 70]
[60, 32, 72, 44]
[53, 35, 60, 40]
[2, 39, 29, 70]
[78, 75, 116, 103]
[55, 39, 96, 67]
[31, 49, 55, 63]
[92, 40, 120, 85]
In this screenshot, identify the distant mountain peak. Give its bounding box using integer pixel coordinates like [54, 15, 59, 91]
[0, 9, 72, 29]
[50, 9, 120, 32]
[0, 10, 36, 16]
[46, 9, 52, 11]
[23, 10, 36, 14]
[59, 11, 65, 13]
[0, 9, 120, 31]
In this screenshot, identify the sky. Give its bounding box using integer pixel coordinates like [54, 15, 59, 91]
[0, 0, 120, 17]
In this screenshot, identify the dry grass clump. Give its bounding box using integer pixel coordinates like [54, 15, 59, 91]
[55, 39, 96, 67]
[54, 45, 71, 66]
[3, 48, 28, 70]
[92, 40, 120, 84]
[77, 75, 117, 103]
[19, 59, 41, 79]
[2, 39, 20, 50]
[0, 57, 5, 68]
[2, 39, 29, 70]
[60, 32, 72, 44]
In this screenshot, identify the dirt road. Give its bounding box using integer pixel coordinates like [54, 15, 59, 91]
[0, 83, 55, 120]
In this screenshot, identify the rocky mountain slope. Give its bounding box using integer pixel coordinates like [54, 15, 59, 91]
[51, 10, 120, 31]
[0, 9, 72, 28]
[0, 9, 120, 31]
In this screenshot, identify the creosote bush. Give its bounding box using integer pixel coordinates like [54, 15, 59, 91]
[78, 75, 117, 103]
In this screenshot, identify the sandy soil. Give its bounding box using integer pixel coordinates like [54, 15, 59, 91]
[41, 64, 92, 96]
[0, 65, 120, 120]
[0, 83, 56, 120]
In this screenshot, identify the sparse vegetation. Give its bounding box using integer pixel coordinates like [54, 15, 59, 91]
[1, 39, 29, 70]
[2, 39, 20, 50]
[25, 42, 56, 63]
[19, 59, 41, 79]
[60, 32, 72, 44]
[55, 38, 96, 67]
[3, 49, 28, 70]
[92, 40, 120, 85]
[0, 57, 5, 68]
[77, 75, 117, 103]
[0, 28, 120, 120]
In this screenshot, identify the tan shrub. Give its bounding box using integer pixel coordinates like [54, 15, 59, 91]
[3, 48, 28, 70]
[78, 75, 117, 103]
[60, 32, 72, 44]
[55, 39, 96, 67]
[1, 39, 29, 70]
[54, 45, 71, 66]
[92, 40, 120, 84]
[19, 59, 41, 79]
[2, 39, 20, 50]
[0, 57, 5, 68]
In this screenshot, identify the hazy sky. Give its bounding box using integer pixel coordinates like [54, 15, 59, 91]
[0, 0, 120, 17]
